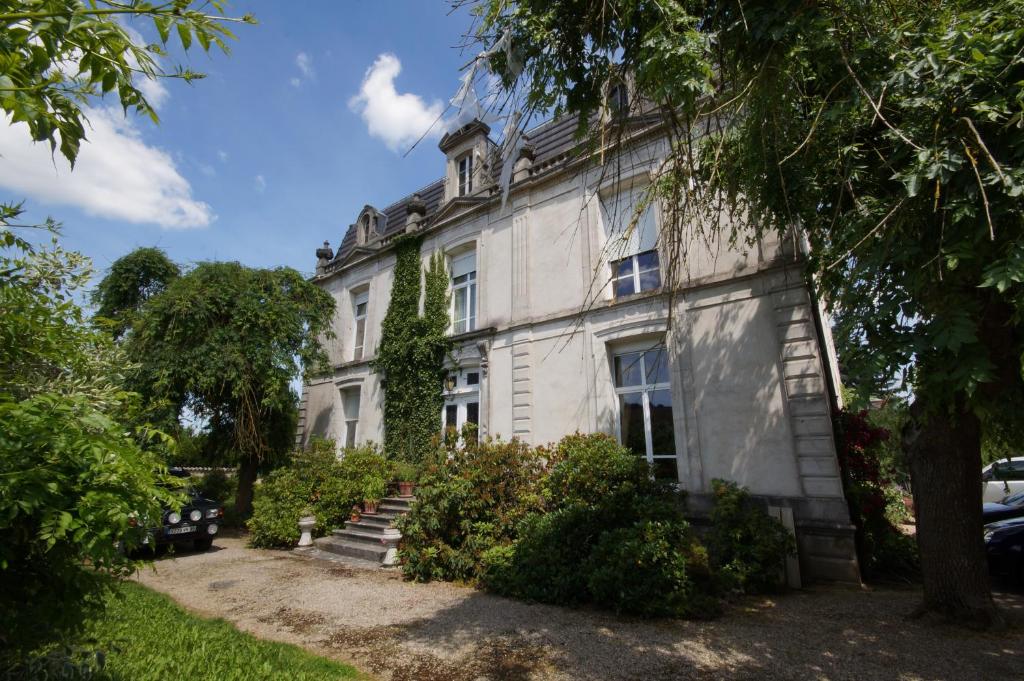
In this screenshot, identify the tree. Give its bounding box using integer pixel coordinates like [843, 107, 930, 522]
[476, 0, 1024, 625]
[92, 246, 179, 338]
[127, 259, 335, 517]
[0, 220, 179, 661]
[373, 238, 451, 461]
[0, 0, 254, 166]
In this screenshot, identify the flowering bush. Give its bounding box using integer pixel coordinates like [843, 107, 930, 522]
[833, 409, 919, 580]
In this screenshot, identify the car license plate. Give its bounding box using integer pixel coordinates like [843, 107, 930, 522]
[167, 525, 196, 535]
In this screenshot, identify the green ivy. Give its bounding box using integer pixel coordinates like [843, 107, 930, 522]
[373, 237, 450, 461]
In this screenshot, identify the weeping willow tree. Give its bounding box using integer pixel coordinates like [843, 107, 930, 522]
[472, 0, 1024, 626]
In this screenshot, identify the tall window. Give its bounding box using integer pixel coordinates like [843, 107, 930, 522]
[458, 154, 473, 196]
[451, 251, 477, 334]
[341, 387, 361, 449]
[442, 370, 479, 438]
[613, 345, 677, 480]
[352, 290, 368, 360]
[608, 82, 629, 115]
[601, 185, 661, 299]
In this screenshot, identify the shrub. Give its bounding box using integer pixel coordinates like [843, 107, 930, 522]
[196, 469, 236, 505]
[543, 432, 664, 510]
[707, 479, 794, 594]
[247, 439, 389, 547]
[397, 434, 549, 582]
[585, 520, 698, 617]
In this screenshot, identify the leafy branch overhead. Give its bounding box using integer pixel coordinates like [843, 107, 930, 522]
[0, 0, 257, 165]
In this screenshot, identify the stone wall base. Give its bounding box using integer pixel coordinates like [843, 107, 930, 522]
[685, 491, 861, 584]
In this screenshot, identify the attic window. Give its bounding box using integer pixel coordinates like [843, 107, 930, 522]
[458, 154, 474, 196]
[609, 82, 629, 116]
[359, 214, 372, 245]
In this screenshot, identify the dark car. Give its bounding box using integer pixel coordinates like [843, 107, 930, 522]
[138, 468, 223, 553]
[983, 490, 1024, 524]
[984, 516, 1024, 582]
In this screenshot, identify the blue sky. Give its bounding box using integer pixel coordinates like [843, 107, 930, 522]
[1, 1, 482, 285]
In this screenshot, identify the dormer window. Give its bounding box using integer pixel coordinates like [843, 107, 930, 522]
[359, 215, 372, 245]
[608, 82, 629, 116]
[457, 154, 473, 196]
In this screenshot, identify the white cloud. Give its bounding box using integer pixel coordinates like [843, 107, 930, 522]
[254, 174, 266, 193]
[199, 163, 216, 177]
[0, 107, 213, 228]
[348, 53, 443, 152]
[217, 149, 228, 163]
[290, 76, 302, 88]
[296, 52, 314, 79]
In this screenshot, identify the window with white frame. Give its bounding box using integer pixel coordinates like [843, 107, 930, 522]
[457, 154, 473, 196]
[341, 387, 361, 449]
[442, 370, 479, 438]
[450, 250, 477, 334]
[352, 290, 368, 361]
[600, 184, 661, 298]
[613, 344, 678, 480]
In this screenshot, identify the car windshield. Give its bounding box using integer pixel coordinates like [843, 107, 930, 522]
[1001, 491, 1024, 506]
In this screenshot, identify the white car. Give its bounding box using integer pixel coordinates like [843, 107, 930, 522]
[982, 457, 1024, 503]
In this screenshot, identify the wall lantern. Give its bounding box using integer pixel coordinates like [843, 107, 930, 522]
[444, 374, 457, 393]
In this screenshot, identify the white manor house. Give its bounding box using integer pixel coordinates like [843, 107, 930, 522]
[298, 113, 859, 583]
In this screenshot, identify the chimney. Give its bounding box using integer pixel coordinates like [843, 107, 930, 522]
[405, 194, 427, 233]
[512, 142, 535, 183]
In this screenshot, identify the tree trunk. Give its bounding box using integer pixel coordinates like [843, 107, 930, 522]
[904, 395, 1001, 627]
[234, 454, 259, 520]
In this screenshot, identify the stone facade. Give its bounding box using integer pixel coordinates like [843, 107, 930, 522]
[300, 117, 860, 583]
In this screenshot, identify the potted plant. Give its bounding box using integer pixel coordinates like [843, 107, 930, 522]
[395, 461, 418, 498]
[297, 506, 316, 547]
[349, 504, 362, 522]
[362, 475, 386, 514]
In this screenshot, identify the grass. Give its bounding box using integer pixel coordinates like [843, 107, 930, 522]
[78, 580, 364, 681]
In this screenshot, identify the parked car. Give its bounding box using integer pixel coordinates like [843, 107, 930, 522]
[136, 468, 223, 553]
[982, 457, 1024, 502]
[984, 516, 1024, 583]
[983, 491, 1024, 524]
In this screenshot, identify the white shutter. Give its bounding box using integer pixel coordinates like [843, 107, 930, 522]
[601, 186, 657, 259]
[451, 251, 476, 278]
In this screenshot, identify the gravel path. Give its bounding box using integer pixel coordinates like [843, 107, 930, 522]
[135, 534, 1024, 681]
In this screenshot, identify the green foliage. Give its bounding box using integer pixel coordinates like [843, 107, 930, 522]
[127, 258, 335, 513]
[247, 440, 389, 548]
[396, 433, 548, 582]
[373, 239, 451, 462]
[195, 469, 236, 505]
[585, 521, 703, 617]
[7, 579, 361, 680]
[394, 460, 419, 482]
[0, 1, 255, 166]
[542, 432, 663, 508]
[92, 247, 179, 339]
[833, 409, 920, 581]
[707, 480, 794, 594]
[0, 228, 180, 660]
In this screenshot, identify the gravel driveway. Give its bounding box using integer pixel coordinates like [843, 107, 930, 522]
[135, 534, 1023, 681]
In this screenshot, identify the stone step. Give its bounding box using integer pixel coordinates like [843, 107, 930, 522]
[332, 529, 392, 549]
[348, 514, 394, 530]
[381, 496, 415, 509]
[314, 535, 388, 562]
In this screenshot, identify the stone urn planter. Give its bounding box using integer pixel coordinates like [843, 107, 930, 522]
[363, 499, 379, 515]
[398, 481, 415, 498]
[297, 515, 316, 547]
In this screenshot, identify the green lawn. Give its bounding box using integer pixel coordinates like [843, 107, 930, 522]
[80, 580, 364, 681]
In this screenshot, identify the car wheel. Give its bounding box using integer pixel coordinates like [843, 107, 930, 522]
[193, 537, 214, 551]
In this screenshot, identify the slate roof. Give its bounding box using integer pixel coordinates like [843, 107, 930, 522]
[326, 114, 586, 270]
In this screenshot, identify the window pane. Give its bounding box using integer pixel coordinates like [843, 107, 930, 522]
[644, 348, 670, 385]
[618, 392, 646, 456]
[445, 404, 458, 430]
[614, 276, 636, 298]
[354, 318, 366, 360]
[454, 273, 470, 285]
[468, 283, 477, 331]
[466, 372, 479, 385]
[614, 352, 643, 387]
[638, 268, 661, 292]
[454, 288, 467, 327]
[614, 258, 634, 278]
[356, 302, 367, 317]
[467, 402, 479, 425]
[652, 457, 679, 481]
[345, 420, 357, 449]
[649, 389, 676, 457]
[636, 250, 659, 271]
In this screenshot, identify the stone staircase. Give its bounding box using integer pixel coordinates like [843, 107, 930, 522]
[313, 496, 414, 566]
